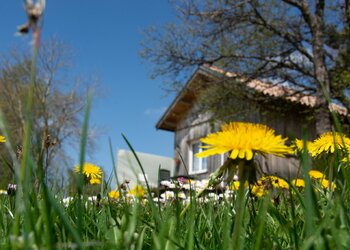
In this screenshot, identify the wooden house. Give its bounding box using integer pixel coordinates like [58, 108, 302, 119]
[156, 65, 348, 180]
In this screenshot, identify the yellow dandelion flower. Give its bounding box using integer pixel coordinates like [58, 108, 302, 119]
[271, 176, 289, 189]
[309, 132, 350, 158]
[293, 139, 313, 153]
[129, 185, 145, 198]
[251, 184, 267, 197]
[308, 170, 325, 180]
[90, 178, 101, 185]
[74, 162, 102, 181]
[320, 179, 336, 190]
[230, 181, 241, 190]
[108, 190, 121, 199]
[230, 181, 249, 190]
[292, 179, 305, 188]
[262, 176, 289, 189]
[0, 135, 5, 143]
[341, 154, 350, 163]
[195, 122, 293, 161]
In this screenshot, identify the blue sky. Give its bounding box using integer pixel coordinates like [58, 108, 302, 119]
[0, 1, 178, 176]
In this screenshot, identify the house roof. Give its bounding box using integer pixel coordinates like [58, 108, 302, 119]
[156, 65, 349, 131]
[155, 67, 212, 131]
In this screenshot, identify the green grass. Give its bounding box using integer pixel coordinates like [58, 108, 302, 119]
[0, 158, 349, 249]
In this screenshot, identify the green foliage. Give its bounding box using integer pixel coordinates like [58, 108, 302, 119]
[0, 149, 349, 249]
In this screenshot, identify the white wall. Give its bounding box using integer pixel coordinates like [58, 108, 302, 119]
[113, 149, 175, 189]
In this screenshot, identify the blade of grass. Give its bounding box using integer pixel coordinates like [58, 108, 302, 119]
[121, 134, 161, 225]
[301, 134, 318, 241]
[288, 183, 301, 249]
[108, 138, 122, 195]
[11, 20, 41, 248]
[253, 195, 269, 250]
[76, 91, 93, 235]
[185, 200, 195, 250]
[46, 189, 83, 249]
[231, 160, 249, 250]
[136, 226, 147, 250]
[121, 134, 152, 196]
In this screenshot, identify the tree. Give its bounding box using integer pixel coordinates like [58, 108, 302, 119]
[142, 0, 350, 135]
[0, 38, 97, 185]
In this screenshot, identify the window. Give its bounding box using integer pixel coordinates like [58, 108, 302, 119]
[189, 141, 207, 174]
[220, 153, 226, 166]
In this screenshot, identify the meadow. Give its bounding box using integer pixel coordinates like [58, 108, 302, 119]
[0, 120, 350, 249]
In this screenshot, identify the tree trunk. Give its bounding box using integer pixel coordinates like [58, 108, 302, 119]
[313, 37, 331, 135]
[311, 0, 332, 135]
[314, 74, 332, 135]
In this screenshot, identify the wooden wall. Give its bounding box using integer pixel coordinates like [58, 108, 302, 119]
[174, 104, 215, 178]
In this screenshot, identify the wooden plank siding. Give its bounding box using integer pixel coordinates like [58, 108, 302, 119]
[174, 104, 216, 179]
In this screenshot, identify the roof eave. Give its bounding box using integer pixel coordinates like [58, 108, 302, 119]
[155, 67, 214, 131]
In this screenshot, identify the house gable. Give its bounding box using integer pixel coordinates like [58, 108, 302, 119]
[156, 68, 214, 131]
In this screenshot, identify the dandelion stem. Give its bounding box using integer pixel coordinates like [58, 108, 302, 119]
[180, 159, 231, 217]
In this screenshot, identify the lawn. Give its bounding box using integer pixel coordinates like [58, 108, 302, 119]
[1, 124, 350, 249]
